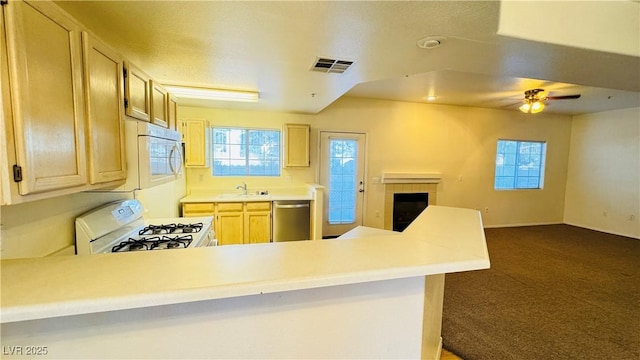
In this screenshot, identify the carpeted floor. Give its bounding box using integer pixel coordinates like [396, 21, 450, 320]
[442, 224, 640, 360]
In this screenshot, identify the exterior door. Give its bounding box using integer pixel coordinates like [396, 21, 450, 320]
[319, 132, 366, 237]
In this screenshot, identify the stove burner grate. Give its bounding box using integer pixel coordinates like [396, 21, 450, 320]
[112, 235, 193, 252]
[177, 222, 203, 233]
[150, 235, 193, 250]
[139, 222, 203, 236]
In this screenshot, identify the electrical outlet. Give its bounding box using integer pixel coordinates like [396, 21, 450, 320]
[484, 207, 489, 213]
[375, 210, 380, 218]
[629, 214, 636, 221]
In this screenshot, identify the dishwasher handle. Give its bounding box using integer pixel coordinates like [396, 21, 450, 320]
[274, 203, 310, 209]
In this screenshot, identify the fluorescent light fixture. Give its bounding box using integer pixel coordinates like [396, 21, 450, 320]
[164, 85, 259, 102]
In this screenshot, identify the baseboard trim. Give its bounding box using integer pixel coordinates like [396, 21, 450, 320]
[483, 221, 562, 229]
[483, 222, 639, 240]
[563, 221, 639, 240]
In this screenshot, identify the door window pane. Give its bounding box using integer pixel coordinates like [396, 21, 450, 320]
[328, 139, 357, 224]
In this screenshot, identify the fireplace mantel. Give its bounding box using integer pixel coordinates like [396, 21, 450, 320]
[381, 173, 441, 184]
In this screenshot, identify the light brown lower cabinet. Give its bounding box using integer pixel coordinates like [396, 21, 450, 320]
[182, 203, 215, 217]
[245, 202, 272, 244]
[182, 201, 271, 245]
[216, 202, 244, 246]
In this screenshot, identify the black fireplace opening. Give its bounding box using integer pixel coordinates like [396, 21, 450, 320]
[393, 193, 428, 232]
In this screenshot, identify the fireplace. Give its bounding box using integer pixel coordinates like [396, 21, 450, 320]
[392, 193, 429, 231]
[382, 173, 440, 231]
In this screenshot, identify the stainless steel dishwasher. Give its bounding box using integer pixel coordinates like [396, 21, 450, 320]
[272, 200, 310, 242]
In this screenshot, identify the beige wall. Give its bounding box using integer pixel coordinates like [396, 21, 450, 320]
[564, 107, 640, 238]
[181, 107, 317, 193]
[0, 179, 185, 259]
[135, 175, 187, 218]
[0, 192, 131, 259]
[181, 97, 573, 229]
[4, 100, 634, 261]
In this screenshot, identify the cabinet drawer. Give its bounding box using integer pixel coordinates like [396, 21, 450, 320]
[183, 203, 214, 213]
[216, 202, 244, 212]
[246, 202, 272, 211]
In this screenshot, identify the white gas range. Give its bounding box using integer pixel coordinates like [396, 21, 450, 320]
[75, 199, 215, 255]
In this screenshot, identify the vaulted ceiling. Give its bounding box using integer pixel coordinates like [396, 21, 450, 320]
[55, 0, 640, 115]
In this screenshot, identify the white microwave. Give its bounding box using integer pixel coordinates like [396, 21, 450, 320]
[115, 121, 183, 191]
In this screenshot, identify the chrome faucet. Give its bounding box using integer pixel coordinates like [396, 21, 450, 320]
[236, 182, 247, 195]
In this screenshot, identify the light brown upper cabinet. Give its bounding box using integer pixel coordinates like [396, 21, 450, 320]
[82, 32, 127, 184]
[123, 61, 151, 122]
[168, 94, 179, 132]
[183, 119, 209, 168]
[283, 123, 310, 167]
[3, 0, 88, 196]
[149, 80, 169, 128]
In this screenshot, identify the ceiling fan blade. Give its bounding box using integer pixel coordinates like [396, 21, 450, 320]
[546, 94, 581, 100]
[502, 100, 523, 108]
[536, 90, 548, 99]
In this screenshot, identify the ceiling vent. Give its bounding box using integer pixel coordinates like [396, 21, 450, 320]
[311, 57, 355, 74]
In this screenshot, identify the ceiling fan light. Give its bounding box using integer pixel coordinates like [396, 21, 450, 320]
[519, 102, 531, 113]
[531, 100, 545, 113]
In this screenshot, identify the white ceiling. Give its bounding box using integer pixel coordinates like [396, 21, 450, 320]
[55, 0, 640, 116]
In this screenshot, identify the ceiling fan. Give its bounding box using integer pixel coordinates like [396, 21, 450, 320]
[519, 88, 581, 114]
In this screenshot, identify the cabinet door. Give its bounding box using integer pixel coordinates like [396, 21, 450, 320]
[4, 1, 87, 194]
[167, 94, 178, 132]
[82, 32, 126, 184]
[184, 119, 209, 167]
[283, 123, 310, 167]
[149, 80, 168, 128]
[182, 203, 215, 217]
[245, 202, 272, 244]
[245, 211, 271, 244]
[216, 203, 244, 246]
[123, 62, 150, 121]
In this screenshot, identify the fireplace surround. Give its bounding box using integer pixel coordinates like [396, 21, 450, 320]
[383, 182, 439, 231]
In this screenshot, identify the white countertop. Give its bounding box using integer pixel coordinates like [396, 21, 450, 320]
[181, 193, 313, 203]
[180, 186, 316, 203]
[0, 206, 490, 323]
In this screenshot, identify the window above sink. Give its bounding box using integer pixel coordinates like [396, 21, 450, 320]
[211, 127, 281, 176]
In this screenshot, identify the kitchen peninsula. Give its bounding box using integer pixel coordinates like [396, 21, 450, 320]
[0, 206, 489, 359]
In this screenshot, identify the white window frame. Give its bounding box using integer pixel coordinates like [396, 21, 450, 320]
[211, 127, 281, 177]
[494, 139, 547, 190]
